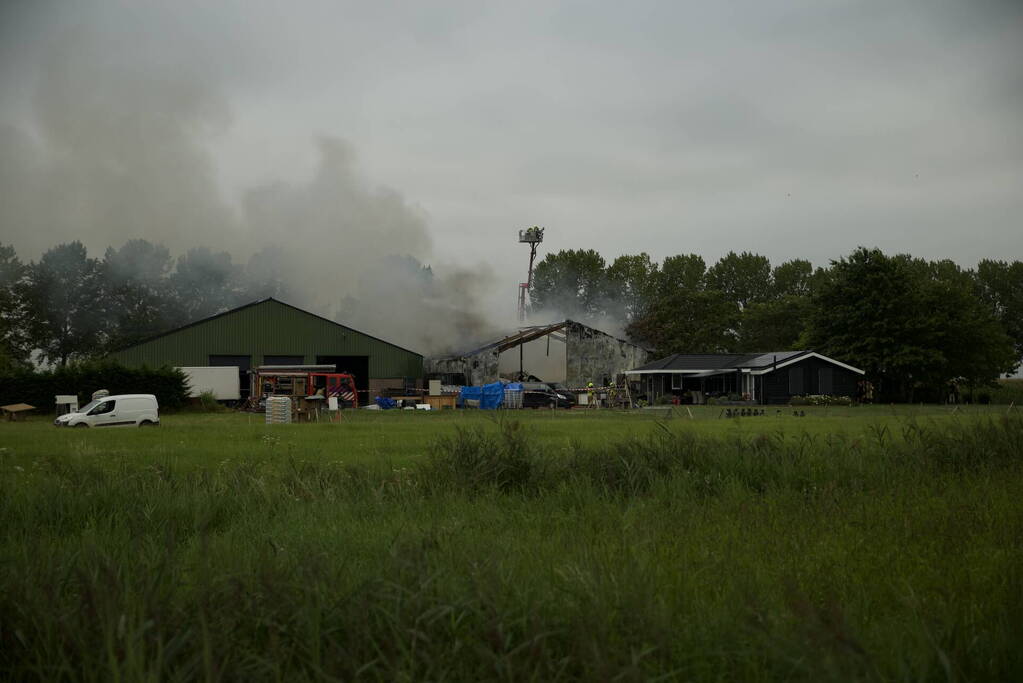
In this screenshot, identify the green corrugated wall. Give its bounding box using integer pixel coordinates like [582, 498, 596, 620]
[108, 299, 423, 378]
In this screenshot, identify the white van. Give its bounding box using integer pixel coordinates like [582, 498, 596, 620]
[54, 394, 160, 428]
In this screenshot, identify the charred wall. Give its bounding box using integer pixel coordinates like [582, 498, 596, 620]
[564, 321, 649, 387]
[425, 350, 499, 387]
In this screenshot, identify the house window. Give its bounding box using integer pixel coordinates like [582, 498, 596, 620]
[788, 366, 803, 395]
[818, 367, 834, 395]
[671, 374, 682, 390]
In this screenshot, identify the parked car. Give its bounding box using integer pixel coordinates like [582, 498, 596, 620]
[546, 382, 578, 406]
[521, 382, 574, 409]
[54, 394, 160, 428]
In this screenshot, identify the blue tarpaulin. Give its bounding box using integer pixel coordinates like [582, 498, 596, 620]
[458, 382, 506, 409]
[457, 386, 479, 407]
[374, 396, 397, 410]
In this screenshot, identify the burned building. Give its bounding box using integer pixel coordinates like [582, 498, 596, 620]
[426, 320, 649, 388]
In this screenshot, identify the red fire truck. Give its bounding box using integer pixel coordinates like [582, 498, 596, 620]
[251, 365, 359, 410]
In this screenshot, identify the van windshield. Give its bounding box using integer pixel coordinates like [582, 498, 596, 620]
[79, 400, 101, 413]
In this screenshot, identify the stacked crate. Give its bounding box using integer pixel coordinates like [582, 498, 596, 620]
[265, 396, 292, 424]
[503, 386, 523, 409]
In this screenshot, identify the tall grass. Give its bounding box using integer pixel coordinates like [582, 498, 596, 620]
[1, 415, 1021, 680]
[986, 378, 1023, 405]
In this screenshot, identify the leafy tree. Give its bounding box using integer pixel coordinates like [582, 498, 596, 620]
[21, 242, 105, 366]
[705, 251, 771, 309]
[737, 295, 813, 352]
[627, 289, 738, 355]
[976, 259, 1023, 365]
[168, 247, 242, 323]
[0, 243, 31, 369]
[531, 249, 608, 320]
[807, 248, 1016, 401]
[919, 261, 1018, 389]
[102, 239, 176, 349]
[657, 254, 706, 292]
[605, 253, 658, 322]
[807, 249, 944, 400]
[771, 259, 815, 298]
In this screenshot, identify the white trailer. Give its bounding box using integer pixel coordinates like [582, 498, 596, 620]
[176, 366, 241, 401]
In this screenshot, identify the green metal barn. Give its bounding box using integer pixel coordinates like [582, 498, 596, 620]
[108, 298, 423, 398]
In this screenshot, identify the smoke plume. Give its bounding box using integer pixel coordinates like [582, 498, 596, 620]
[0, 21, 501, 353]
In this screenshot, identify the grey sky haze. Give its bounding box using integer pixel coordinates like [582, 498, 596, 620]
[1, 0, 1021, 335]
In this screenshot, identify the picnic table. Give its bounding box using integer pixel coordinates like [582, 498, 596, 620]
[1, 403, 36, 421]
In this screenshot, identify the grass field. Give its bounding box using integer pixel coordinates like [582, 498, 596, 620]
[1, 403, 1011, 467]
[1, 406, 1021, 681]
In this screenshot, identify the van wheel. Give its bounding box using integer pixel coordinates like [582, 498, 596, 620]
[139, 420, 157, 427]
[74, 423, 89, 428]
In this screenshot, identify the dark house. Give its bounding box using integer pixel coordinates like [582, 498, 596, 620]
[626, 351, 864, 404]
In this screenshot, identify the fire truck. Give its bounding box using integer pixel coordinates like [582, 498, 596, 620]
[250, 364, 359, 411]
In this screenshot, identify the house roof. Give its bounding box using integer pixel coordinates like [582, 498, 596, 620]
[628, 350, 863, 375]
[630, 351, 806, 372]
[735, 351, 808, 368]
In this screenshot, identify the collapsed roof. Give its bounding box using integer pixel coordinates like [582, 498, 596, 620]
[427, 320, 649, 387]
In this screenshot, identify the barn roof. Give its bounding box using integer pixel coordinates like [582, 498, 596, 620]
[111, 297, 422, 358]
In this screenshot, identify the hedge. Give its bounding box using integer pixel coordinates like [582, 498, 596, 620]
[0, 362, 189, 414]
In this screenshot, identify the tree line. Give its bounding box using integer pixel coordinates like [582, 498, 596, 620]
[0, 240, 294, 369]
[3, 239, 1021, 402]
[531, 248, 1023, 401]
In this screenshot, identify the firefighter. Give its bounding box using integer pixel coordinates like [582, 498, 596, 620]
[587, 381, 596, 408]
[608, 379, 618, 407]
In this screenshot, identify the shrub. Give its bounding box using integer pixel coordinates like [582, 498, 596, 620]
[197, 391, 226, 412]
[422, 414, 1023, 498]
[798, 395, 853, 406]
[0, 361, 188, 412]
[423, 418, 538, 494]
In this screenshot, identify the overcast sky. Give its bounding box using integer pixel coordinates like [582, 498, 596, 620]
[2, 0, 1021, 303]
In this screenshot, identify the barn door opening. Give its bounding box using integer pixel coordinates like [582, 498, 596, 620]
[316, 355, 369, 395]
